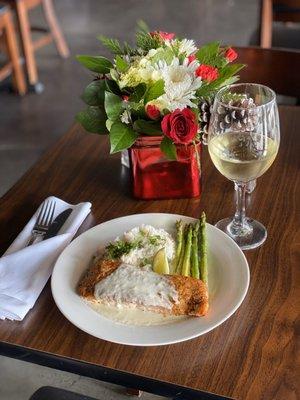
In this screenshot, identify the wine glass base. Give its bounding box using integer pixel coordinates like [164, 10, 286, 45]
[215, 218, 267, 250]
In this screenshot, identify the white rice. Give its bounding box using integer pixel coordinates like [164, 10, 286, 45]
[117, 224, 175, 267]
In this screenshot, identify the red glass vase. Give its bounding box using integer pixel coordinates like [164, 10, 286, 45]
[129, 136, 201, 200]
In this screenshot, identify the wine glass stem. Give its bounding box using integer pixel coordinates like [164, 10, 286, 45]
[230, 182, 249, 235]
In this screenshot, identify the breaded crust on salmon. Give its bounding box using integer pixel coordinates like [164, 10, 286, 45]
[78, 259, 209, 317]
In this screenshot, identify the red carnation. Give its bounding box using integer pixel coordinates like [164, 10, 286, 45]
[146, 104, 160, 120]
[225, 47, 238, 62]
[161, 108, 198, 145]
[150, 31, 175, 41]
[188, 54, 197, 64]
[196, 64, 219, 82]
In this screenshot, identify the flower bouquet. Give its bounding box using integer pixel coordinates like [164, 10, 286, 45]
[76, 22, 244, 199]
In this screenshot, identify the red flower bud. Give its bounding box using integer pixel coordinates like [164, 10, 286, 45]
[225, 47, 238, 62]
[150, 31, 175, 41]
[188, 54, 197, 64]
[196, 64, 219, 82]
[146, 104, 160, 120]
[161, 108, 198, 145]
[122, 95, 129, 102]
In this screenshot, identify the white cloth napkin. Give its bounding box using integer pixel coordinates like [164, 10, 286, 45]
[0, 196, 91, 321]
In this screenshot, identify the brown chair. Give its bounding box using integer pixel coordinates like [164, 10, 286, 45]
[260, 0, 300, 48]
[4, 0, 69, 92]
[0, 4, 26, 94]
[236, 46, 300, 99]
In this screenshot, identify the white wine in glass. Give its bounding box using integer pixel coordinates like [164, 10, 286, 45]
[208, 84, 280, 250]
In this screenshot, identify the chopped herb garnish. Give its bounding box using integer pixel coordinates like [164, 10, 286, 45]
[105, 240, 135, 259]
[149, 235, 163, 246]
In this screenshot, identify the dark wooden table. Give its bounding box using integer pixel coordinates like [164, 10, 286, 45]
[0, 106, 299, 400]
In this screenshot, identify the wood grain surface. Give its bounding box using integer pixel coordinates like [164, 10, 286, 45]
[0, 106, 299, 400]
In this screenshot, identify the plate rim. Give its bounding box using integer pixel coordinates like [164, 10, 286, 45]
[51, 212, 250, 346]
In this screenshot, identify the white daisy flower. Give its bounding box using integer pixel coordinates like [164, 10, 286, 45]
[178, 39, 197, 56]
[154, 58, 202, 111]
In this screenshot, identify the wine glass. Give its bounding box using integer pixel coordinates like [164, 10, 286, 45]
[207, 83, 280, 250]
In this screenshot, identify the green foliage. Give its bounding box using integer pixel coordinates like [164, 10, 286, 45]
[104, 91, 123, 121]
[76, 106, 107, 134]
[136, 19, 150, 34]
[129, 83, 147, 102]
[136, 31, 160, 52]
[105, 79, 121, 95]
[196, 63, 245, 98]
[196, 42, 220, 64]
[109, 122, 138, 153]
[98, 35, 124, 55]
[144, 80, 164, 104]
[160, 136, 177, 160]
[81, 80, 106, 106]
[151, 48, 174, 65]
[133, 119, 162, 135]
[115, 55, 128, 72]
[76, 55, 112, 74]
[98, 35, 137, 56]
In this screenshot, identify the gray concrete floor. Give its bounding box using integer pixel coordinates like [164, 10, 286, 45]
[0, 1, 299, 398]
[0, 356, 165, 400]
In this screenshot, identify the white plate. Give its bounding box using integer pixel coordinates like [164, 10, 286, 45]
[51, 213, 249, 346]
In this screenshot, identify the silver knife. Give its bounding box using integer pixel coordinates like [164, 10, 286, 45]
[43, 208, 72, 240]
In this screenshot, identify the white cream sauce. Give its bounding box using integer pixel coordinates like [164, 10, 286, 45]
[88, 301, 187, 326]
[94, 263, 178, 309]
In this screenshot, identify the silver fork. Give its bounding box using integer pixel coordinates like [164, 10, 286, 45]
[27, 200, 56, 246]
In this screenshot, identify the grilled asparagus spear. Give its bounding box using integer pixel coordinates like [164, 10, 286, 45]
[174, 220, 184, 273]
[191, 222, 200, 279]
[181, 224, 193, 276]
[199, 212, 208, 284]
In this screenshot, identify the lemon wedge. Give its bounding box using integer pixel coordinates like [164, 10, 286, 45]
[153, 248, 169, 275]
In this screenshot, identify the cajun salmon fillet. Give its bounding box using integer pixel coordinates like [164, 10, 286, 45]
[78, 259, 209, 317]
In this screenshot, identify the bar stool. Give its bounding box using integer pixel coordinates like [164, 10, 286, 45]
[0, 4, 26, 94]
[4, 0, 70, 92]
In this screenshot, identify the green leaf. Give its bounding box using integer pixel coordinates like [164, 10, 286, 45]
[196, 42, 220, 64]
[136, 19, 149, 34]
[76, 106, 108, 134]
[144, 80, 164, 104]
[133, 119, 162, 135]
[105, 79, 121, 95]
[115, 55, 128, 72]
[110, 68, 119, 82]
[151, 48, 174, 65]
[104, 91, 123, 121]
[106, 119, 114, 131]
[160, 136, 177, 160]
[196, 63, 245, 97]
[136, 31, 161, 52]
[110, 122, 138, 153]
[129, 83, 147, 102]
[81, 80, 106, 106]
[76, 55, 113, 74]
[98, 35, 123, 55]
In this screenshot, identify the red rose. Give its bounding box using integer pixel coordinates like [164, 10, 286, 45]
[146, 104, 160, 120]
[161, 108, 198, 145]
[150, 31, 175, 41]
[122, 95, 129, 101]
[225, 47, 238, 62]
[196, 64, 219, 82]
[188, 54, 197, 64]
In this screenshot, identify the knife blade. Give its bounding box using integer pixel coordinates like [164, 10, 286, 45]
[43, 208, 72, 240]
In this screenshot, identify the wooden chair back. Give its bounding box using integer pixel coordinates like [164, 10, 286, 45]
[260, 0, 300, 47]
[236, 46, 300, 99]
